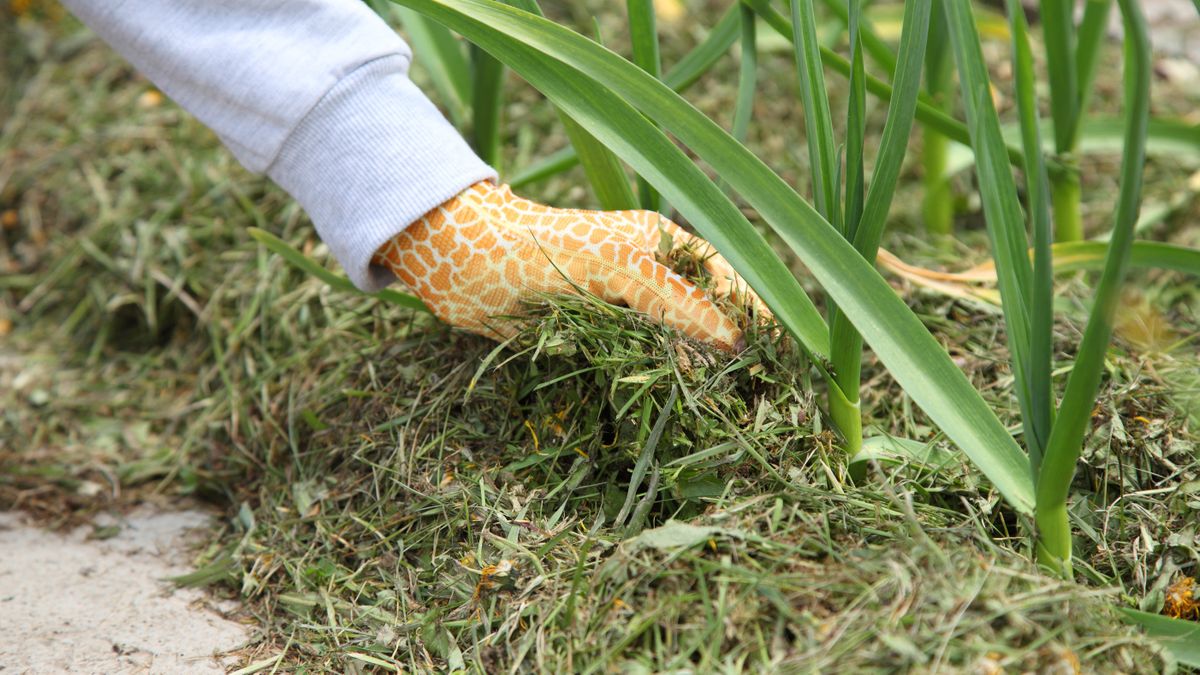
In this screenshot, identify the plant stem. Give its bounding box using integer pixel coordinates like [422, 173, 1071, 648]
[922, 129, 953, 237]
[470, 43, 505, 171]
[1051, 163, 1083, 242]
[922, 1, 954, 237]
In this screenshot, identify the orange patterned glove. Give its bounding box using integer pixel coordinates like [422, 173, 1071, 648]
[372, 181, 757, 351]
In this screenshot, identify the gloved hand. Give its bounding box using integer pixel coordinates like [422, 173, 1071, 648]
[372, 181, 759, 351]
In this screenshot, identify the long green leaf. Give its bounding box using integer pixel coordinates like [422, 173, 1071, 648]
[471, 43, 505, 168]
[828, 0, 870, 451]
[394, 6, 472, 127]
[1039, 0, 1078, 153]
[730, 4, 758, 144]
[390, 0, 1036, 513]
[1036, 0, 1150, 576]
[1118, 609, 1200, 668]
[830, 0, 933, 453]
[246, 228, 429, 312]
[1005, 0, 1054, 473]
[788, 0, 839, 226]
[922, 0, 955, 236]
[818, 0, 897, 76]
[663, 4, 741, 91]
[945, 0, 1036, 464]
[506, 6, 741, 188]
[1073, 0, 1113, 147]
[626, 0, 663, 211]
[742, 0, 1039, 176]
[1051, 241, 1200, 276]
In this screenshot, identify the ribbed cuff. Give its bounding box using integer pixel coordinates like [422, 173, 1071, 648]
[267, 54, 497, 291]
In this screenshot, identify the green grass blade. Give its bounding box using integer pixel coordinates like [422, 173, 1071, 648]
[1118, 609, 1200, 668]
[844, 0, 867, 242]
[508, 145, 577, 188]
[663, 4, 741, 91]
[390, 0, 1037, 513]
[626, 0, 661, 78]
[507, 8, 741, 189]
[626, 0, 663, 211]
[787, 0, 839, 226]
[1073, 0, 1114, 149]
[922, 0, 954, 236]
[1005, 0, 1054, 474]
[246, 228, 430, 312]
[730, 4, 758, 144]
[830, 0, 933, 453]
[1051, 241, 1200, 276]
[559, 113, 639, 209]
[853, 0, 932, 261]
[1035, 0, 1150, 577]
[470, 43, 505, 168]
[817, 0, 897, 76]
[945, 0, 1036, 447]
[394, 6, 472, 127]
[1038, 0, 1078, 153]
[828, 0, 869, 453]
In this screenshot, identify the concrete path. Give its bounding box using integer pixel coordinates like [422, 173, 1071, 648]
[0, 508, 248, 674]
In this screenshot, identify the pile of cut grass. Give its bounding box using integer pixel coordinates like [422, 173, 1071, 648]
[1, 5, 1198, 672]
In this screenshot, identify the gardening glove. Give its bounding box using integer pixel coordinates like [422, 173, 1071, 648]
[372, 181, 760, 351]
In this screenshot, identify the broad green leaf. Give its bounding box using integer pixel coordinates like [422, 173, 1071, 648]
[1118, 609, 1200, 668]
[627, 520, 748, 551]
[470, 42, 505, 168]
[1036, 0, 1150, 576]
[506, 6, 741, 188]
[247, 228, 429, 312]
[389, 0, 1037, 513]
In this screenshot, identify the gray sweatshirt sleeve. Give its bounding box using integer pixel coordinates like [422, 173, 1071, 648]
[61, 0, 497, 291]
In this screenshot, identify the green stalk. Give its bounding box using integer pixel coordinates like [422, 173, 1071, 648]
[830, 0, 933, 457]
[730, 5, 757, 145]
[1051, 168, 1083, 242]
[509, 6, 741, 188]
[1074, 0, 1114, 145]
[1036, 0, 1149, 578]
[1039, 0, 1084, 242]
[742, 0, 1044, 176]
[470, 43, 505, 170]
[627, 0, 663, 211]
[922, 1, 954, 237]
[787, 0, 838, 226]
[816, 0, 896, 76]
[1004, 0, 1054, 473]
[829, 0, 868, 456]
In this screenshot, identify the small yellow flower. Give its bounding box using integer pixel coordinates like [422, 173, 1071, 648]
[1164, 576, 1199, 621]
